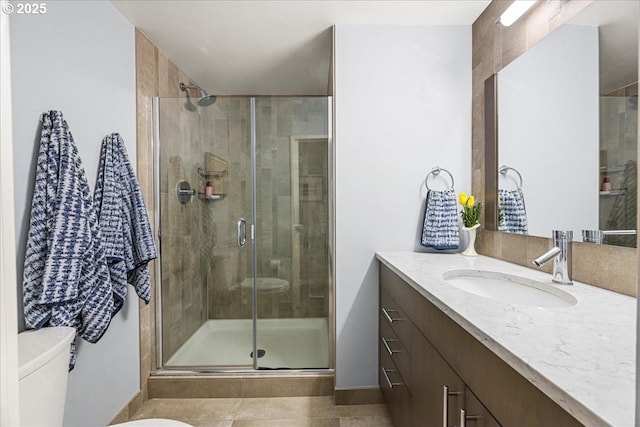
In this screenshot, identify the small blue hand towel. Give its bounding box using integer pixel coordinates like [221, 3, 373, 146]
[498, 188, 528, 234]
[420, 189, 459, 250]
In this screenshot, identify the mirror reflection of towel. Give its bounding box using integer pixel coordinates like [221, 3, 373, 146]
[420, 189, 459, 250]
[498, 188, 528, 235]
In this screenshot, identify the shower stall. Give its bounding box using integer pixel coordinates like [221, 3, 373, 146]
[153, 95, 332, 371]
[599, 94, 638, 247]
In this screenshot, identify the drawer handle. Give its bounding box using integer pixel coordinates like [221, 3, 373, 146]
[381, 367, 403, 389]
[442, 385, 462, 427]
[382, 307, 401, 323]
[460, 408, 480, 427]
[381, 337, 400, 356]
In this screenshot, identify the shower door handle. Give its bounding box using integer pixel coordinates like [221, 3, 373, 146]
[237, 218, 247, 247]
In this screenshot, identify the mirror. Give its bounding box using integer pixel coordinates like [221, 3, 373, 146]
[491, 1, 638, 247]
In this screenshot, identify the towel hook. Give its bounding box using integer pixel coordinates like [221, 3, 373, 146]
[425, 166, 455, 190]
[499, 165, 523, 189]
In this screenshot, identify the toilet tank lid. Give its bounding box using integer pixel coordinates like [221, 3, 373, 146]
[18, 327, 75, 380]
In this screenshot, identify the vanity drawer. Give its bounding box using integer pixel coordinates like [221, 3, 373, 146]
[380, 288, 413, 352]
[380, 315, 412, 391]
[380, 338, 411, 427]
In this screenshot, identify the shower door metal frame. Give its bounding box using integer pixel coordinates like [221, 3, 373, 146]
[250, 97, 259, 370]
[152, 96, 335, 373]
[152, 97, 163, 368]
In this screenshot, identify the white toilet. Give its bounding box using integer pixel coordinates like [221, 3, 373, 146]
[18, 327, 75, 426]
[18, 327, 192, 427]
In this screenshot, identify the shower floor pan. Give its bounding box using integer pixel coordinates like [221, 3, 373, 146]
[165, 318, 329, 369]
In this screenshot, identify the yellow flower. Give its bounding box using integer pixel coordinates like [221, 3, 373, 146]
[459, 191, 482, 227]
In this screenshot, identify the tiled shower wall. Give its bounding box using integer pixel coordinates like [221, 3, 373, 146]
[205, 97, 330, 320]
[200, 98, 253, 320]
[472, 0, 638, 296]
[254, 98, 329, 319]
[135, 29, 205, 396]
[158, 98, 209, 362]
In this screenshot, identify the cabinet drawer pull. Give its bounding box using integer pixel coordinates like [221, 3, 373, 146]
[442, 385, 462, 427]
[381, 337, 400, 356]
[381, 367, 403, 389]
[460, 409, 480, 427]
[382, 307, 401, 323]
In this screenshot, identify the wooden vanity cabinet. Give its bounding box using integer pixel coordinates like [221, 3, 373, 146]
[412, 327, 465, 427]
[379, 263, 583, 427]
[379, 338, 412, 427]
[379, 288, 413, 427]
[464, 388, 501, 427]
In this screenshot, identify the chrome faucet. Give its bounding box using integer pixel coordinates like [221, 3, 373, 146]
[533, 230, 573, 285]
[582, 229, 636, 244]
[582, 229, 604, 244]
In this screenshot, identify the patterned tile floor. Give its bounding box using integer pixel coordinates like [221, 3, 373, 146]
[130, 396, 393, 427]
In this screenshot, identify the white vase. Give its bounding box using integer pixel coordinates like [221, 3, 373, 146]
[461, 223, 480, 256]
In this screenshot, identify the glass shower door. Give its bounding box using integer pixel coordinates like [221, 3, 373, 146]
[253, 97, 331, 369]
[155, 95, 332, 371]
[156, 97, 255, 369]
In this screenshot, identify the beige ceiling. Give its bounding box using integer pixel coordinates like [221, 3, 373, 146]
[112, 1, 491, 96]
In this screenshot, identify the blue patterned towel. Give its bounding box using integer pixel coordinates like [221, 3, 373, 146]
[498, 188, 528, 234]
[420, 189, 459, 250]
[23, 111, 113, 369]
[94, 133, 157, 315]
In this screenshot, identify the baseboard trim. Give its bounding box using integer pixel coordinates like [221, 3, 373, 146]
[334, 387, 384, 405]
[107, 390, 144, 425]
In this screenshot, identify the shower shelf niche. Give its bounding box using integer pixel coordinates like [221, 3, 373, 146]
[599, 189, 626, 196]
[198, 167, 227, 178]
[198, 153, 228, 199]
[599, 164, 628, 173]
[197, 153, 227, 201]
[198, 192, 225, 201]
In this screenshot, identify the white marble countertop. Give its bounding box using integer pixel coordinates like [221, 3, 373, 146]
[375, 252, 636, 427]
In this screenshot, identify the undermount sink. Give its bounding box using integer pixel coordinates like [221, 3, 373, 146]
[443, 269, 577, 308]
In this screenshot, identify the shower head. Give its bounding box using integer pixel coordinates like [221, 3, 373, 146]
[179, 82, 217, 107]
[198, 93, 216, 107]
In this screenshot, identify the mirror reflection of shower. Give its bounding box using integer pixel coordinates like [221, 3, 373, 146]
[179, 81, 216, 110]
[599, 92, 638, 248]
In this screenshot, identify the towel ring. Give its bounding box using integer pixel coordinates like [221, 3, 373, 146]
[425, 166, 455, 190]
[499, 165, 523, 189]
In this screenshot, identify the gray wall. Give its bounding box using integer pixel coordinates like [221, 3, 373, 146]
[10, 1, 139, 425]
[334, 25, 472, 389]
